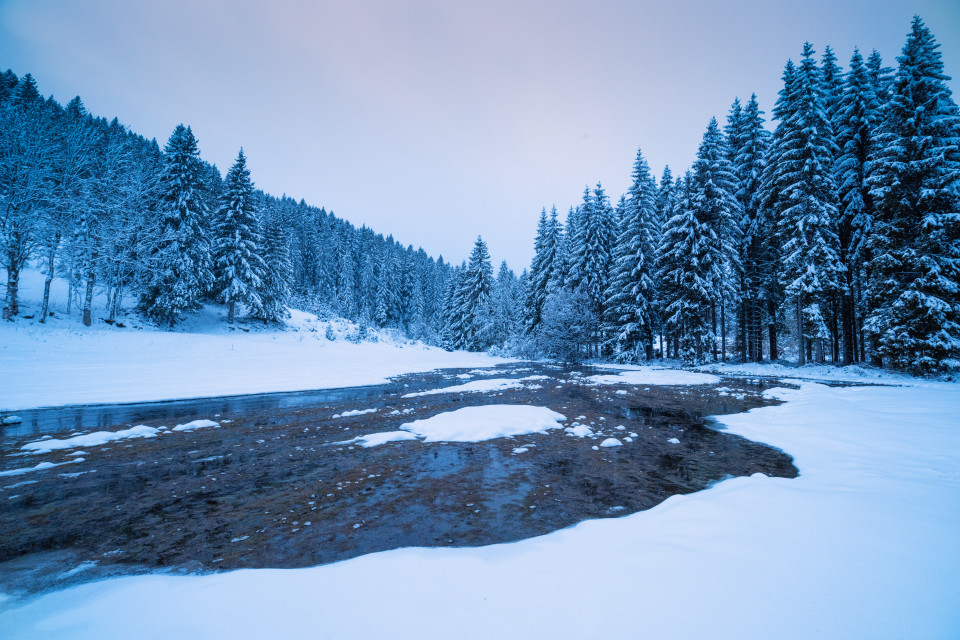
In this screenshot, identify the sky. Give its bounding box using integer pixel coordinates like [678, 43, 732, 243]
[1, 0, 958, 271]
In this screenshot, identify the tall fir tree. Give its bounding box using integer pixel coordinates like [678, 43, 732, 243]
[213, 149, 266, 324]
[834, 48, 882, 364]
[140, 124, 213, 327]
[605, 148, 659, 360]
[865, 16, 960, 372]
[727, 94, 771, 361]
[764, 46, 843, 364]
[691, 117, 742, 361]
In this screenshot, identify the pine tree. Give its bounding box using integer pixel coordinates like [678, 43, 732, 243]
[213, 149, 266, 324]
[140, 124, 213, 327]
[820, 45, 845, 122]
[524, 206, 560, 333]
[834, 48, 882, 364]
[453, 236, 495, 350]
[866, 16, 960, 373]
[658, 173, 715, 363]
[691, 117, 742, 361]
[728, 94, 771, 361]
[767, 44, 844, 364]
[258, 215, 292, 323]
[605, 148, 658, 361]
[567, 184, 615, 353]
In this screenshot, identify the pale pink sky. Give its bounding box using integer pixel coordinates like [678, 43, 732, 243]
[1, 0, 957, 269]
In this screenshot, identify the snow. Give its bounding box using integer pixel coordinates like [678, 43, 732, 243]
[0, 268, 513, 410]
[3, 381, 959, 639]
[0, 458, 85, 477]
[331, 409, 377, 418]
[171, 419, 219, 432]
[399, 405, 567, 443]
[587, 368, 720, 386]
[402, 378, 526, 398]
[667, 437, 681, 444]
[339, 431, 419, 448]
[564, 424, 594, 437]
[21, 426, 159, 453]
[599, 438, 622, 447]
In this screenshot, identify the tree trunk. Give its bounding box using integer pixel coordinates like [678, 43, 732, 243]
[720, 299, 727, 363]
[4, 255, 20, 318]
[796, 296, 806, 366]
[227, 300, 236, 324]
[711, 303, 718, 362]
[82, 271, 95, 327]
[767, 298, 778, 361]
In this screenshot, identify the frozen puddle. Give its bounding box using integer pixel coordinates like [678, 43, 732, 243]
[341, 404, 567, 446]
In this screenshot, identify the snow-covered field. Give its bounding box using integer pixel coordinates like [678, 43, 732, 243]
[0, 268, 511, 411]
[3, 380, 959, 639]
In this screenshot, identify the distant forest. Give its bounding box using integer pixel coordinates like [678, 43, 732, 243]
[2, 16, 958, 374]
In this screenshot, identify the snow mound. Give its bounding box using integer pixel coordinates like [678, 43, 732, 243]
[599, 438, 623, 447]
[332, 409, 377, 418]
[588, 369, 720, 386]
[667, 437, 681, 444]
[171, 419, 219, 432]
[400, 405, 566, 443]
[564, 425, 594, 437]
[341, 431, 419, 448]
[22, 425, 159, 453]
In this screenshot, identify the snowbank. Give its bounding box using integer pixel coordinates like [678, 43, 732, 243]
[402, 378, 526, 398]
[0, 269, 512, 410]
[3, 382, 959, 639]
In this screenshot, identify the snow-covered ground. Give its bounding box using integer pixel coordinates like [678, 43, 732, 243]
[3, 380, 959, 639]
[0, 268, 511, 410]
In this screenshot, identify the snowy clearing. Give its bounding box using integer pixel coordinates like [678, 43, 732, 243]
[587, 368, 721, 386]
[3, 381, 958, 639]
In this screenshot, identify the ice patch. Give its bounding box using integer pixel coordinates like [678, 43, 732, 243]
[338, 431, 419, 448]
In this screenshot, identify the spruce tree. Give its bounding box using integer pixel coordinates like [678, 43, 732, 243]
[213, 149, 266, 324]
[140, 124, 213, 327]
[258, 216, 292, 323]
[691, 117, 742, 361]
[866, 16, 960, 372]
[764, 46, 843, 364]
[605, 148, 658, 360]
[728, 94, 771, 361]
[834, 48, 882, 364]
[454, 236, 495, 350]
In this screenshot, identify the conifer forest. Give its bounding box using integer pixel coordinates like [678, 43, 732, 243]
[2, 16, 958, 374]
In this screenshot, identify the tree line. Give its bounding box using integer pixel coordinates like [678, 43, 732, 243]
[520, 16, 960, 374]
[0, 73, 490, 341]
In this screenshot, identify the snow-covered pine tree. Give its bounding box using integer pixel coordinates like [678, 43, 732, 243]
[658, 172, 715, 363]
[453, 236, 495, 351]
[865, 16, 960, 373]
[834, 48, 882, 364]
[257, 212, 292, 323]
[604, 148, 658, 361]
[568, 184, 615, 353]
[213, 149, 266, 324]
[654, 166, 675, 356]
[727, 94, 771, 361]
[140, 124, 213, 327]
[820, 45, 845, 122]
[523, 206, 561, 334]
[691, 117, 742, 361]
[768, 44, 844, 364]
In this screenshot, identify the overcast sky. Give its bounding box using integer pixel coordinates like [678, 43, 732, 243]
[1, 0, 958, 270]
